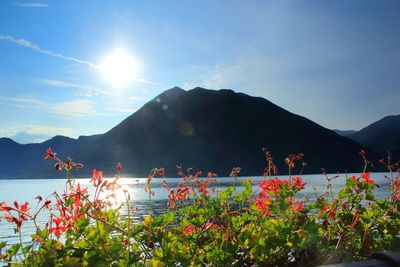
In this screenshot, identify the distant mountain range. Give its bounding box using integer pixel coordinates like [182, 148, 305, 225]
[335, 115, 400, 158]
[0, 87, 397, 179]
[333, 129, 357, 137]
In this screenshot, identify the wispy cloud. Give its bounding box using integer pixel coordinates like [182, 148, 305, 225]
[41, 79, 115, 97]
[0, 35, 160, 86]
[13, 2, 49, 7]
[24, 124, 74, 136]
[52, 99, 99, 117]
[0, 95, 45, 108]
[0, 94, 109, 118]
[0, 35, 96, 68]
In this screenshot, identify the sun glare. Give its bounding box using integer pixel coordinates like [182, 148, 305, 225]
[99, 50, 138, 87]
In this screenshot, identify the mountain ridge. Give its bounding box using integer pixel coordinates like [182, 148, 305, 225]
[347, 115, 400, 157]
[0, 87, 386, 178]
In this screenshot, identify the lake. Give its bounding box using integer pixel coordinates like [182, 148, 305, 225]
[0, 172, 393, 245]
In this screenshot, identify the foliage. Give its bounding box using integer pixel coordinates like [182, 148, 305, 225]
[0, 148, 400, 266]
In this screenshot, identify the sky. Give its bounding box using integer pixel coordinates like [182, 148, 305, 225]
[0, 0, 399, 144]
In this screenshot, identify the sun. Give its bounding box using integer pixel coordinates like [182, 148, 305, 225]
[99, 50, 138, 87]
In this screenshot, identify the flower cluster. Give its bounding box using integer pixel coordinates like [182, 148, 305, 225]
[0, 148, 400, 267]
[255, 177, 306, 215]
[0, 201, 31, 229]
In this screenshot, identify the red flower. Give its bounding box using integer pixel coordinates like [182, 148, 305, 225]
[54, 162, 64, 171]
[50, 217, 66, 237]
[361, 172, 375, 185]
[4, 214, 23, 228]
[292, 177, 305, 191]
[291, 201, 304, 212]
[44, 147, 56, 160]
[361, 172, 370, 180]
[319, 203, 336, 219]
[255, 197, 272, 216]
[90, 169, 103, 186]
[258, 179, 284, 197]
[393, 188, 400, 201]
[0, 202, 12, 212]
[70, 183, 88, 208]
[199, 186, 208, 196]
[117, 162, 122, 174]
[183, 225, 196, 235]
[162, 180, 172, 191]
[15, 201, 30, 214]
[1, 201, 30, 228]
[71, 183, 88, 196]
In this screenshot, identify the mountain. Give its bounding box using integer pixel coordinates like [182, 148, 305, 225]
[1, 87, 372, 179]
[333, 129, 357, 137]
[56, 87, 370, 177]
[0, 135, 99, 179]
[346, 115, 400, 157]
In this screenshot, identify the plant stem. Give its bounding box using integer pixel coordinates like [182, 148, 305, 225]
[125, 192, 131, 262]
[18, 227, 26, 258]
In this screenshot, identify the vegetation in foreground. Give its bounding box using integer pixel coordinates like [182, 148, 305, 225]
[0, 148, 399, 266]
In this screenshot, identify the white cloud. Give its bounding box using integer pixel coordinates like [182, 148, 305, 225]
[52, 99, 98, 117]
[0, 94, 115, 118]
[24, 125, 74, 136]
[0, 35, 96, 68]
[13, 2, 49, 7]
[0, 129, 18, 138]
[0, 125, 74, 144]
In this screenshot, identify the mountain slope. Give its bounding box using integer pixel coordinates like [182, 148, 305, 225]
[348, 115, 400, 156]
[0, 135, 99, 178]
[1, 87, 373, 178]
[65, 87, 369, 177]
[333, 129, 357, 137]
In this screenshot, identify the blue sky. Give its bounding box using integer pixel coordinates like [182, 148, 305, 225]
[0, 0, 399, 143]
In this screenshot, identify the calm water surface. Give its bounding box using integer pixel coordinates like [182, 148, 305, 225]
[0, 173, 393, 245]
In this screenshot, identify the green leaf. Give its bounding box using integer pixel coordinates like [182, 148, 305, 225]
[258, 238, 266, 247]
[22, 244, 33, 254]
[8, 243, 21, 256]
[0, 241, 7, 249]
[366, 191, 375, 201]
[338, 188, 347, 199]
[76, 218, 89, 229]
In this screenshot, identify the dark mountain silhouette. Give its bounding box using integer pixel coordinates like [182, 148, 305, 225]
[346, 115, 400, 158]
[1, 87, 372, 179]
[51, 87, 370, 177]
[0, 135, 99, 178]
[333, 129, 357, 137]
